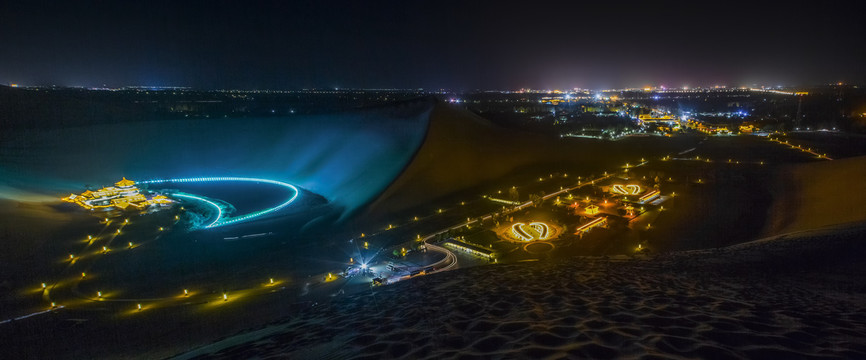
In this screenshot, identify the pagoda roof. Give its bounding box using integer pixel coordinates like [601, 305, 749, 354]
[115, 177, 136, 187]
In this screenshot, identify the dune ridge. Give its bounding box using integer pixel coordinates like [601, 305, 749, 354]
[365, 102, 552, 217]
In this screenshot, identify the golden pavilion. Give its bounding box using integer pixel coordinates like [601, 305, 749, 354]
[62, 178, 173, 210]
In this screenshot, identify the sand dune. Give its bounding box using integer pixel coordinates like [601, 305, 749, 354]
[365, 102, 554, 217]
[365, 101, 660, 218]
[173, 222, 866, 359]
[765, 155, 866, 236]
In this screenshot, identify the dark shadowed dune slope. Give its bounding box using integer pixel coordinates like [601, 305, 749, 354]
[366, 103, 551, 216]
[365, 102, 687, 218]
[765, 155, 866, 235]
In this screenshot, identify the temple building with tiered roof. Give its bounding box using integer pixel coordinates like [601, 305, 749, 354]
[62, 178, 172, 210]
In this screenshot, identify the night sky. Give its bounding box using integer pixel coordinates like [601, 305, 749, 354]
[1, 1, 864, 90]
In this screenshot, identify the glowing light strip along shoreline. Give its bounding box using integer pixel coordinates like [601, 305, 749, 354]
[171, 193, 223, 228]
[140, 177, 300, 229]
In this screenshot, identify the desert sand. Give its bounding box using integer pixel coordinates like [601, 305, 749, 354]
[170, 112, 866, 360]
[4, 100, 865, 359]
[173, 221, 866, 359]
[765, 155, 866, 236]
[364, 101, 700, 219]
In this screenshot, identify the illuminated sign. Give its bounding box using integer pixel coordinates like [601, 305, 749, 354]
[612, 184, 641, 195]
[511, 222, 550, 241]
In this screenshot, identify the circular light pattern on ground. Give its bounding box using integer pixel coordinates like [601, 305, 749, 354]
[140, 177, 300, 229]
[523, 241, 554, 254]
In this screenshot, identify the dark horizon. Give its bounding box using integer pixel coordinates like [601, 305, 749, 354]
[1, 1, 865, 90]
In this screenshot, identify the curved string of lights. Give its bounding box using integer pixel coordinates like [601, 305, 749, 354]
[140, 177, 300, 229]
[612, 184, 642, 195]
[511, 222, 550, 241]
[512, 222, 533, 241]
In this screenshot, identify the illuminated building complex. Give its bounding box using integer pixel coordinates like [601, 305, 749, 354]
[442, 238, 494, 259]
[639, 190, 660, 204]
[575, 217, 607, 233]
[739, 124, 758, 133]
[637, 114, 675, 124]
[608, 183, 660, 204]
[62, 178, 172, 210]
